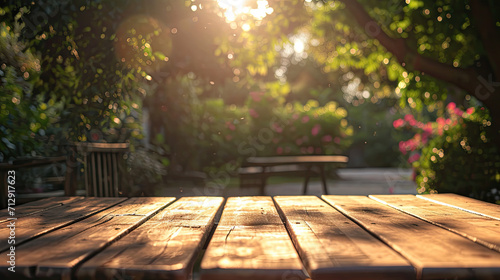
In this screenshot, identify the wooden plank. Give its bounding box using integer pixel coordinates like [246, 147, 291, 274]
[77, 196, 224, 280]
[74, 142, 129, 153]
[217, 196, 283, 226]
[103, 153, 109, 197]
[323, 195, 500, 280]
[0, 196, 84, 223]
[0, 197, 126, 252]
[97, 153, 103, 197]
[418, 193, 500, 220]
[0, 197, 175, 279]
[246, 155, 349, 166]
[91, 153, 97, 196]
[84, 154, 89, 196]
[274, 196, 415, 280]
[371, 195, 500, 253]
[112, 153, 119, 196]
[200, 196, 307, 280]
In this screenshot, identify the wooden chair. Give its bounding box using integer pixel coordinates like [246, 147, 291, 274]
[67, 143, 129, 197]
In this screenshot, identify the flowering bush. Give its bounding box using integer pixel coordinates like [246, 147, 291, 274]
[157, 87, 352, 174]
[394, 103, 500, 203]
[247, 92, 352, 156]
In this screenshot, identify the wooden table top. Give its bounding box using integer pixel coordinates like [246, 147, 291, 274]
[1, 194, 499, 280]
[246, 155, 349, 166]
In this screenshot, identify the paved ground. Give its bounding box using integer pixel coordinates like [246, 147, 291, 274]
[158, 168, 417, 197]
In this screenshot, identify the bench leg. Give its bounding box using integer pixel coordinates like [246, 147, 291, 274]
[320, 165, 328, 195]
[302, 165, 311, 195]
[302, 175, 310, 195]
[259, 167, 267, 195]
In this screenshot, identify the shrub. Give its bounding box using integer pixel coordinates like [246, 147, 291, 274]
[394, 103, 500, 203]
[246, 92, 352, 157]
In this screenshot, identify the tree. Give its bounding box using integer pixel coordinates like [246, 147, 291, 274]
[337, 0, 500, 144]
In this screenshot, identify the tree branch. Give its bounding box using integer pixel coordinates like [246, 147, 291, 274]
[337, 0, 478, 93]
[337, 0, 500, 143]
[469, 0, 500, 81]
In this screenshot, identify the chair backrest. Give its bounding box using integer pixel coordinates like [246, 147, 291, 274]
[70, 143, 129, 197]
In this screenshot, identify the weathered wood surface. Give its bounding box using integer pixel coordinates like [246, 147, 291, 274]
[76, 196, 224, 280]
[0, 197, 126, 252]
[274, 196, 415, 280]
[200, 196, 307, 280]
[371, 195, 500, 253]
[418, 193, 500, 220]
[0, 197, 175, 279]
[0, 196, 84, 224]
[323, 195, 500, 280]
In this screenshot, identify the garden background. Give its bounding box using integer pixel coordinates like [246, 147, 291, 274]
[1, 0, 499, 203]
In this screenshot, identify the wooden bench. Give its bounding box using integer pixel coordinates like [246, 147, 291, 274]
[1, 194, 499, 280]
[239, 164, 320, 185]
[239, 155, 349, 195]
[0, 156, 71, 208]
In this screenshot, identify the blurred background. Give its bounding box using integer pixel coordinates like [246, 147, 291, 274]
[1, 0, 499, 203]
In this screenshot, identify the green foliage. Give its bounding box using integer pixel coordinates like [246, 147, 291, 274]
[346, 99, 406, 167]
[415, 107, 500, 203]
[0, 20, 63, 161]
[1, 1, 147, 150]
[394, 103, 500, 203]
[246, 90, 352, 157]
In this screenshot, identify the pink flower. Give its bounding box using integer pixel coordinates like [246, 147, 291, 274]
[393, 119, 405, 128]
[322, 135, 332, 142]
[249, 108, 259, 118]
[276, 147, 283, 154]
[249, 91, 263, 102]
[334, 137, 341, 144]
[446, 102, 456, 111]
[404, 114, 417, 126]
[466, 107, 475, 115]
[226, 121, 236, 131]
[399, 141, 407, 155]
[404, 114, 414, 122]
[454, 108, 464, 116]
[311, 124, 321, 136]
[292, 114, 299, 120]
[225, 135, 233, 141]
[408, 153, 421, 163]
[315, 147, 322, 154]
[272, 123, 283, 133]
[307, 146, 314, 154]
[296, 139, 303, 145]
[302, 116, 310, 123]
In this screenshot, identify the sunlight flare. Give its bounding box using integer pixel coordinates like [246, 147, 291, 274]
[216, 0, 273, 23]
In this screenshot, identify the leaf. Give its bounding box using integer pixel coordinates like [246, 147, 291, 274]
[2, 137, 16, 150]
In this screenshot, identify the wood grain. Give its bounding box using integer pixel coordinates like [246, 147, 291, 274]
[0, 197, 126, 252]
[371, 195, 500, 253]
[200, 196, 307, 280]
[323, 195, 500, 280]
[274, 196, 415, 280]
[0, 196, 84, 223]
[76, 196, 224, 280]
[418, 193, 500, 220]
[0, 197, 175, 280]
